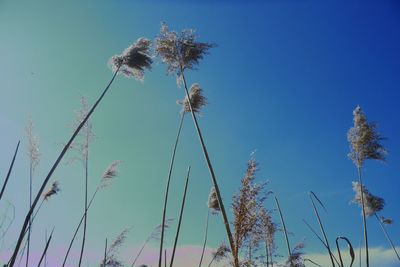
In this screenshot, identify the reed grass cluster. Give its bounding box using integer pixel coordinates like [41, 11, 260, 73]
[0, 22, 398, 267]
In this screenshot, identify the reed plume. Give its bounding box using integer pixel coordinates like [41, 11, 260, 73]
[259, 208, 277, 267]
[108, 38, 152, 81]
[155, 22, 235, 267]
[68, 96, 96, 267]
[43, 181, 61, 200]
[25, 118, 40, 267]
[100, 228, 129, 267]
[351, 182, 399, 261]
[130, 219, 173, 267]
[208, 243, 230, 267]
[207, 187, 220, 213]
[286, 242, 305, 267]
[8, 37, 151, 266]
[347, 105, 386, 267]
[231, 153, 267, 265]
[177, 83, 207, 114]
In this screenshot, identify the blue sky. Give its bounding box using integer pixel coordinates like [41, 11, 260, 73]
[0, 0, 399, 266]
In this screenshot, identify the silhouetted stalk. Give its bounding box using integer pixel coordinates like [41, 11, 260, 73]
[17, 199, 45, 266]
[375, 213, 400, 261]
[0, 141, 20, 201]
[309, 192, 336, 267]
[158, 113, 185, 267]
[103, 238, 107, 266]
[78, 139, 90, 267]
[44, 230, 47, 267]
[335, 236, 355, 267]
[131, 238, 151, 267]
[164, 250, 167, 267]
[274, 196, 292, 265]
[26, 161, 33, 267]
[169, 166, 191, 267]
[179, 67, 237, 267]
[265, 242, 269, 267]
[62, 188, 100, 267]
[37, 228, 54, 267]
[199, 210, 210, 267]
[9, 67, 120, 267]
[357, 166, 369, 267]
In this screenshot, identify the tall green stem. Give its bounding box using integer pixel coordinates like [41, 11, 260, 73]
[8, 67, 120, 267]
[179, 68, 237, 267]
[158, 113, 185, 267]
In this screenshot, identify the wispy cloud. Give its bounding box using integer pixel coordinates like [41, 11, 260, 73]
[304, 246, 400, 267]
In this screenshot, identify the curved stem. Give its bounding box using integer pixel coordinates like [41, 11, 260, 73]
[158, 113, 185, 267]
[169, 166, 191, 267]
[8, 67, 120, 267]
[199, 209, 210, 267]
[274, 196, 291, 265]
[179, 68, 237, 267]
[309, 191, 336, 267]
[375, 213, 400, 261]
[335, 236, 355, 267]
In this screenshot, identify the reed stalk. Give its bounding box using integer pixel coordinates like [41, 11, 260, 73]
[158, 113, 185, 267]
[169, 166, 191, 267]
[357, 166, 369, 267]
[309, 191, 336, 267]
[335, 236, 355, 267]
[0, 141, 20, 202]
[37, 228, 54, 267]
[198, 209, 210, 267]
[274, 196, 292, 266]
[8, 67, 120, 267]
[375, 213, 400, 261]
[179, 67, 237, 267]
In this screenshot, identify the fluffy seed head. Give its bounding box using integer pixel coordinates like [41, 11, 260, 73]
[207, 186, 220, 213]
[178, 83, 207, 114]
[381, 217, 393, 225]
[212, 243, 231, 262]
[43, 181, 61, 200]
[347, 106, 386, 168]
[108, 38, 152, 81]
[352, 181, 385, 217]
[25, 118, 40, 171]
[155, 22, 215, 76]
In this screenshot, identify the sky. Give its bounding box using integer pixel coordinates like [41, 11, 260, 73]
[0, 0, 400, 266]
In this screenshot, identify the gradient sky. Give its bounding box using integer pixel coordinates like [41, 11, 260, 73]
[1, 0, 400, 266]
